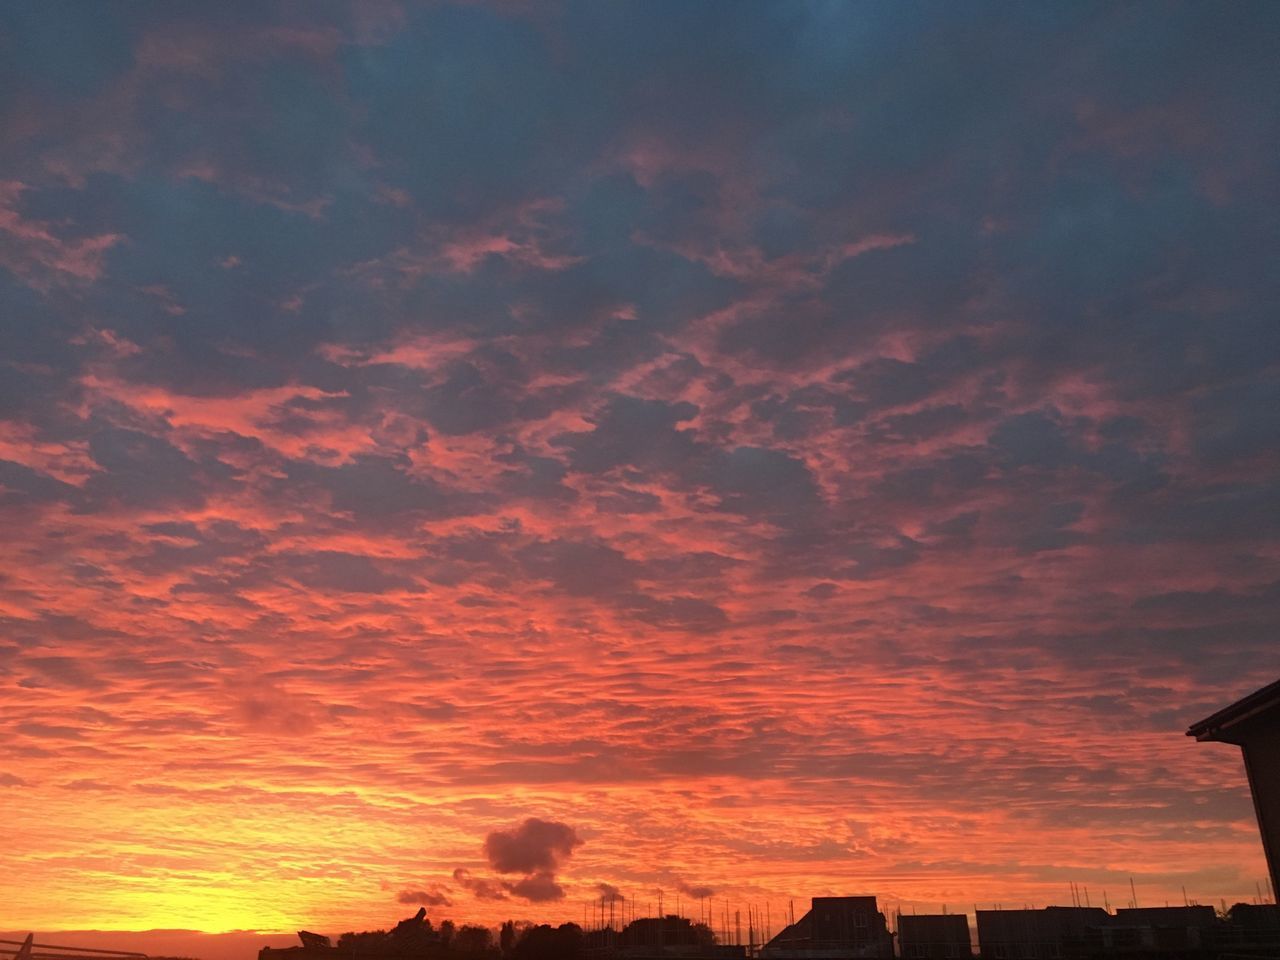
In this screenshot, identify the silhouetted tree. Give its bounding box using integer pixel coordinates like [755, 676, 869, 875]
[499, 921, 516, 957]
[453, 925, 494, 954]
[337, 930, 389, 954]
[335, 916, 446, 956]
[511, 923, 582, 960]
[620, 915, 716, 948]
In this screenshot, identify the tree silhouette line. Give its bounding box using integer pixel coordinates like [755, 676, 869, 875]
[328, 912, 718, 960]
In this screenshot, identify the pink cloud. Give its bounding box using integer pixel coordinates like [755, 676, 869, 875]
[0, 182, 124, 288]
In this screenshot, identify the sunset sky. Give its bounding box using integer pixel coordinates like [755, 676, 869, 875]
[2, 0, 1279, 950]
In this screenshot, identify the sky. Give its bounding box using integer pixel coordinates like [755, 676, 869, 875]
[1, 0, 1279, 950]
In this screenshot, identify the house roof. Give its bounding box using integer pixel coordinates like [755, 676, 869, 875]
[1187, 678, 1280, 745]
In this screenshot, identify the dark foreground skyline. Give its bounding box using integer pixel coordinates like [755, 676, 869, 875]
[2, 0, 1279, 938]
[6, 894, 1279, 960]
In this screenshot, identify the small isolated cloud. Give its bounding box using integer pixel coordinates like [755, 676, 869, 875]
[677, 879, 716, 899]
[396, 886, 451, 907]
[507, 871, 564, 903]
[452, 868, 508, 901]
[597, 882, 624, 903]
[455, 817, 584, 904]
[483, 817, 582, 874]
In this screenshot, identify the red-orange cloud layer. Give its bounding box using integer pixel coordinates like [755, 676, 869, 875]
[1, 0, 1277, 943]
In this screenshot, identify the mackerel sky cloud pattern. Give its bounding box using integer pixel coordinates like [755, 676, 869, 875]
[1, 0, 1279, 938]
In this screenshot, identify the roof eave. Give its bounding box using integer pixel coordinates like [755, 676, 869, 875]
[1186, 678, 1280, 743]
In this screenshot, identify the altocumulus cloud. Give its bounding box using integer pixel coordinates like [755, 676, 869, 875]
[396, 887, 451, 907]
[0, 0, 1278, 932]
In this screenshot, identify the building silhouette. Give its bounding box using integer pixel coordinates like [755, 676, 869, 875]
[898, 914, 972, 960]
[1102, 907, 1217, 953]
[1187, 677, 1280, 903]
[762, 896, 894, 959]
[1220, 902, 1280, 949]
[975, 906, 1110, 960]
[972, 903, 1280, 960]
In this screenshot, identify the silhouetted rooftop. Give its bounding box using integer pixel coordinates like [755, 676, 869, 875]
[1187, 678, 1280, 745]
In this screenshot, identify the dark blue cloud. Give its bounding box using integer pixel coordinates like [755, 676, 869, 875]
[82, 426, 211, 510]
[283, 454, 486, 522]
